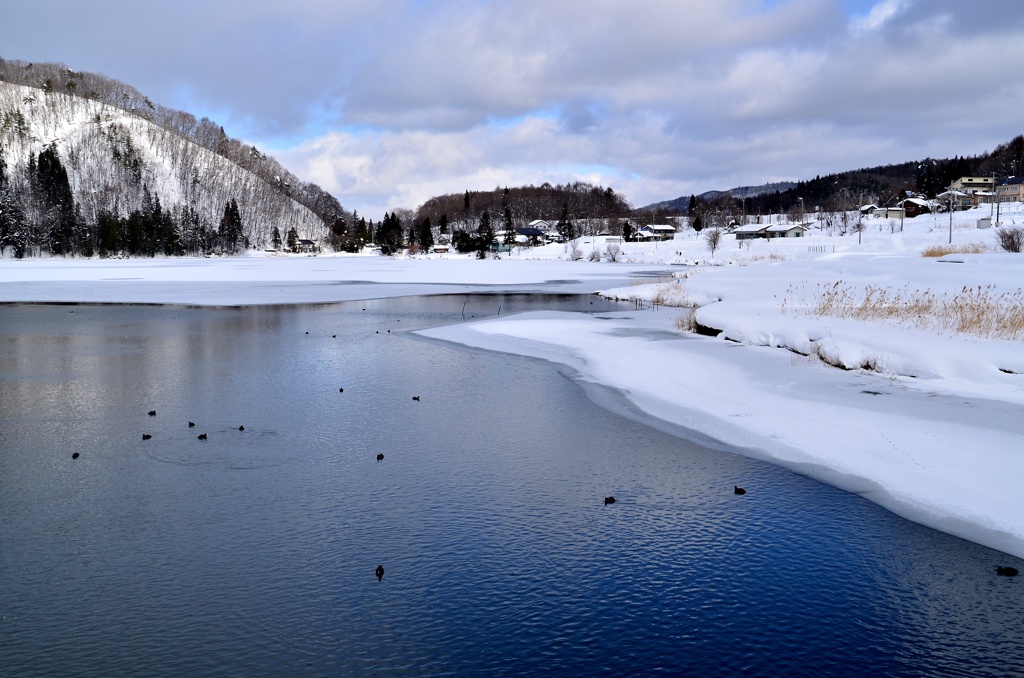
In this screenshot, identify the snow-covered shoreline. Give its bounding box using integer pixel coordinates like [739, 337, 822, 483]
[3, 210, 1023, 558]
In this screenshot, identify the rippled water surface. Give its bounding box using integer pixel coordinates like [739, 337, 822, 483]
[2, 295, 1023, 677]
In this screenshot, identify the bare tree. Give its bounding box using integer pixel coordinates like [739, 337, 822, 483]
[996, 226, 1024, 253]
[705, 227, 723, 257]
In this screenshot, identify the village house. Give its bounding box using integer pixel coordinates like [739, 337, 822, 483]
[766, 223, 808, 238]
[636, 224, 676, 241]
[936, 190, 971, 211]
[996, 176, 1024, 203]
[898, 197, 932, 218]
[732, 223, 769, 240]
[951, 176, 995, 194]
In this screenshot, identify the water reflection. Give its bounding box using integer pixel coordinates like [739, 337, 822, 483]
[1, 297, 1022, 677]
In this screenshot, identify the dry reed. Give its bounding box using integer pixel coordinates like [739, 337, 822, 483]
[794, 281, 1024, 340]
[921, 243, 987, 257]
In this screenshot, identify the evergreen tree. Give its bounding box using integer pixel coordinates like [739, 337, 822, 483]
[477, 209, 495, 256]
[418, 217, 434, 251]
[180, 205, 205, 255]
[329, 216, 347, 250]
[556, 203, 576, 241]
[0, 150, 28, 258]
[375, 211, 405, 255]
[501, 187, 515, 254]
[124, 211, 148, 255]
[286, 227, 299, 251]
[357, 216, 370, 247]
[272, 226, 282, 250]
[438, 212, 449, 234]
[74, 205, 93, 257]
[97, 210, 122, 256]
[218, 199, 243, 252]
[34, 145, 76, 256]
[621, 221, 635, 242]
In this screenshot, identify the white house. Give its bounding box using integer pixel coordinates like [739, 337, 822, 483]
[766, 224, 807, 238]
[637, 224, 676, 241]
[732, 224, 769, 240]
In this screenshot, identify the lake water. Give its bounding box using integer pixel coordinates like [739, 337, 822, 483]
[1, 295, 1023, 677]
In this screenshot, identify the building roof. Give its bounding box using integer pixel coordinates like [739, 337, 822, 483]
[766, 223, 807, 232]
[733, 223, 769, 233]
[997, 176, 1024, 186]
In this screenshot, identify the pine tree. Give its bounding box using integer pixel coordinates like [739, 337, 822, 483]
[272, 226, 282, 250]
[329, 217, 347, 250]
[502, 187, 515, 254]
[418, 217, 434, 251]
[477, 209, 495, 256]
[375, 212, 405, 255]
[218, 199, 243, 252]
[556, 203, 575, 242]
[34, 145, 76, 256]
[74, 205, 94, 257]
[97, 211, 121, 256]
[286, 227, 299, 251]
[0, 149, 28, 258]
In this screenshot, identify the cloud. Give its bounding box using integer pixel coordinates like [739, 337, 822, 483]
[850, 0, 909, 34]
[4, 0, 1024, 216]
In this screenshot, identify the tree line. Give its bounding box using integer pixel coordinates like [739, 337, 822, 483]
[645, 134, 1024, 224]
[0, 141, 269, 257]
[415, 181, 632, 235]
[0, 58, 349, 257]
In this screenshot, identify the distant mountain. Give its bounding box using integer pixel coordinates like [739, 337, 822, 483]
[0, 58, 347, 257]
[642, 136, 1024, 216]
[642, 181, 798, 213]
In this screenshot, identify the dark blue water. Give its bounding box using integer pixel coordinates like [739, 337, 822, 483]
[1, 295, 1022, 677]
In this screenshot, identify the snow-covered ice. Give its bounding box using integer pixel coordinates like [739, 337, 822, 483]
[2, 203, 1023, 557]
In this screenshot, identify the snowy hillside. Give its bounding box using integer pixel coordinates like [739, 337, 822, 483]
[0, 77, 334, 251]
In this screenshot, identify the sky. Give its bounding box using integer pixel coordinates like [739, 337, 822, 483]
[3, 0, 1024, 218]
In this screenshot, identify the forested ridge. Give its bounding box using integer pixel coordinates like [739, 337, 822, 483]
[643, 134, 1024, 223]
[0, 58, 348, 258]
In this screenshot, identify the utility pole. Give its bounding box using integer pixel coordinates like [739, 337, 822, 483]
[948, 183, 954, 244]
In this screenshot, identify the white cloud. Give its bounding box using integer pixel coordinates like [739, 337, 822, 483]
[850, 0, 910, 35]
[5, 0, 1024, 216]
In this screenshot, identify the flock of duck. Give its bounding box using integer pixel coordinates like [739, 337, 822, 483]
[87, 384, 430, 582]
[64, 345, 1021, 582]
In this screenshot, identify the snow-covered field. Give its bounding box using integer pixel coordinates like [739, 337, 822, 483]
[3, 203, 1024, 558]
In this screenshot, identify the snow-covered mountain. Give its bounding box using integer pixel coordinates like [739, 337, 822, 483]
[0, 61, 345, 255]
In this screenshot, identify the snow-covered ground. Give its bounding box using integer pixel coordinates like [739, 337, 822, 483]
[3, 202, 1023, 558]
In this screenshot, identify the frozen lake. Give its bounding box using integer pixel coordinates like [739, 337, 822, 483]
[2, 295, 1023, 676]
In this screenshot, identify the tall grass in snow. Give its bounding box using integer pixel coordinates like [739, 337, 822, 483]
[792, 282, 1024, 341]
